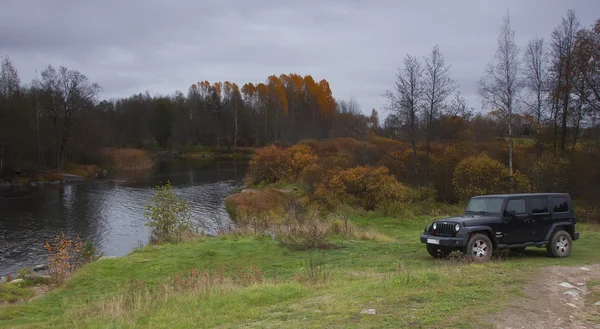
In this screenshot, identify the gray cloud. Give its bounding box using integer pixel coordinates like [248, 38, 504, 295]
[1, 0, 599, 115]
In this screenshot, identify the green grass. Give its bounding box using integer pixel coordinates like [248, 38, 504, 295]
[0, 284, 35, 305]
[1, 217, 600, 328]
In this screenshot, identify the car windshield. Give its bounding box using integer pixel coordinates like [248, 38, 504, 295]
[466, 197, 504, 214]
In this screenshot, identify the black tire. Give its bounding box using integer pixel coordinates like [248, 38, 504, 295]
[546, 230, 572, 258]
[426, 244, 451, 258]
[466, 233, 493, 262]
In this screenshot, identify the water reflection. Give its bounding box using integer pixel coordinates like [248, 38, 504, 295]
[0, 160, 247, 276]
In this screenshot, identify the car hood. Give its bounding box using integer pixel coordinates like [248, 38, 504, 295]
[433, 215, 501, 226]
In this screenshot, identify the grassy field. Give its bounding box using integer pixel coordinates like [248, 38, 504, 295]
[1, 216, 600, 328]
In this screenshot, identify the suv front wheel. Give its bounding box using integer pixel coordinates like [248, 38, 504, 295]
[465, 233, 493, 262]
[426, 244, 451, 258]
[547, 230, 572, 258]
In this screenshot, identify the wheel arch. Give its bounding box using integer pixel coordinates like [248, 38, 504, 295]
[544, 222, 575, 241]
[467, 227, 498, 248]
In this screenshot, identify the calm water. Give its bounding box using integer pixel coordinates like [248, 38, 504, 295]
[0, 160, 247, 276]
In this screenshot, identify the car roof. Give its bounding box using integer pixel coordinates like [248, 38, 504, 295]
[471, 193, 569, 199]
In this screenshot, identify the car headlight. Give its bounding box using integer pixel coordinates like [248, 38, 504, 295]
[432, 223, 437, 230]
[454, 223, 460, 232]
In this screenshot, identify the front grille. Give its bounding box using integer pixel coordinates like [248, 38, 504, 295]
[434, 223, 455, 237]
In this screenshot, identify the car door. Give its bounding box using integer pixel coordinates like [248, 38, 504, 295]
[529, 197, 550, 241]
[500, 198, 529, 244]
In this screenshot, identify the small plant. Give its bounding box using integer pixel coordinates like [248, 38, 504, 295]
[303, 251, 332, 284]
[144, 181, 194, 244]
[81, 240, 103, 262]
[16, 267, 34, 279]
[44, 233, 85, 284]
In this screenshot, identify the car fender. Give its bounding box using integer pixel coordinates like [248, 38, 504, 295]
[465, 226, 498, 246]
[544, 221, 575, 240]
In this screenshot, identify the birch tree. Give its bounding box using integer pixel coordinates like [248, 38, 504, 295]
[479, 11, 521, 187]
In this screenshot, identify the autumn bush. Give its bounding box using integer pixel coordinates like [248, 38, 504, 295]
[102, 148, 154, 171]
[44, 234, 101, 284]
[225, 188, 295, 229]
[246, 145, 292, 184]
[314, 166, 408, 211]
[452, 154, 529, 200]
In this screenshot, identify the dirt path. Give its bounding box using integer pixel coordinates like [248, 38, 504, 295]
[490, 263, 600, 329]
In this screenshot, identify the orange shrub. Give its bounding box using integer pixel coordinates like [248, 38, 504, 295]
[246, 145, 293, 184]
[452, 154, 529, 200]
[246, 144, 317, 185]
[314, 166, 408, 210]
[44, 234, 85, 284]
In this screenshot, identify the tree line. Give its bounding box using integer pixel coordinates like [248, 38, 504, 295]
[0, 65, 377, 176]
[384, 10, 600, 187]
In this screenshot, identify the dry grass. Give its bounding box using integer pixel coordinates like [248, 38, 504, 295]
[102, 148, 154, 171]
[63, 164, 99, 178]
[40, 171, 63, 182]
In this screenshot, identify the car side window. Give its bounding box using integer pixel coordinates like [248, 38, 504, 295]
[506, 199, 526, 215]
[531, 198, 548, 214]
[552, 197, 569, 213]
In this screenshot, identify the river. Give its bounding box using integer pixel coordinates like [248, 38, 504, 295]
[0, 160, 247, 276]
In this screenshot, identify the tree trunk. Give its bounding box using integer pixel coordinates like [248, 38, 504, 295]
[0, 141, 4, 178]
[560, 93, 569, 157]
[233, 105, 238, 154]
[508, 110, 514, 192]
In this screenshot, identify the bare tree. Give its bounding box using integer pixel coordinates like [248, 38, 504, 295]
[37, 66, 100, 171]
[447, 91, 473, 120]
[423, 45, 456, 184]
[550, 10, 580, 156]
[522, 37, 549, 156]
[0, 56, 20, 97]
[385, 54, 424, 182]
[479, 11, 521, 185]
[0, 57, 22, 177]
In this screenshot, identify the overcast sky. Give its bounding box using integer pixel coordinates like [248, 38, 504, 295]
[1, 0, 599, 115]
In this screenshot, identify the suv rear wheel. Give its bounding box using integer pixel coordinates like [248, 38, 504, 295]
[466, 233, 492, 262]
[547, 230, 572, 258]
[426, 244, 451, 258]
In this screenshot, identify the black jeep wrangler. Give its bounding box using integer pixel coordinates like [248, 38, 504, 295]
[420, 193, 580, 261]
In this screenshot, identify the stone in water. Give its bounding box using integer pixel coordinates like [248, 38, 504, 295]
[360, 309, 376, 315]
[579, 267, 590, 271]
[566, 303, 579, 309]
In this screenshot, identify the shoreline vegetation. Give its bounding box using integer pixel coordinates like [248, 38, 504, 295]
[2, 138, 600, 328]
[0, 146, 253, 189]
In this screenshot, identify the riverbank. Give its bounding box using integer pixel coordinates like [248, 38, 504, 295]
[2, 211, 600, 328]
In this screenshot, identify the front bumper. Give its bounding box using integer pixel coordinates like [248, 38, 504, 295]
[420, 234, 468, 247]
